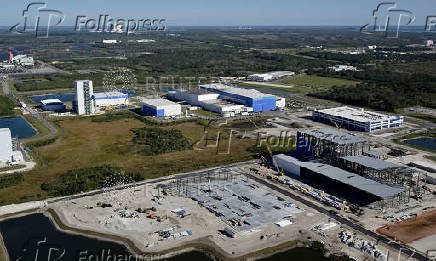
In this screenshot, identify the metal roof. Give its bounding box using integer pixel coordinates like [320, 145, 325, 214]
[94, 91, 128, 98]
[315, 106, 402, 123]
[0, 128, 11, 134]
[299, 128, 368, 145]
[141, 98, 180, 107]
[200, 84, 276, 99]
[342, 155, 400, 170]
[302, 161, 405, 198]
[363, 150, 384, 157]
[40, 99, 63, 105]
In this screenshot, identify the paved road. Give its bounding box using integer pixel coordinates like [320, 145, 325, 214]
[20, 106, 58, 144]
[244, 173, 431, 261]
[0, 75, 58, 144]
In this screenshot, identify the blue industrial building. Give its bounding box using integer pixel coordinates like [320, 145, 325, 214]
[200, 84, 277, 112]
[141, 98, 181, 117]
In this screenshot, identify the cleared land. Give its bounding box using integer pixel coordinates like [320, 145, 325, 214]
[0, 118, 257, 205]
[376, 210, 436, 243]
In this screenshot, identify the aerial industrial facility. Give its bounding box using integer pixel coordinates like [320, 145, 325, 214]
[275, 128, 421, 207]
[141, 98, 182, 117]
[200, 84, 279, 112]
[247, 71, 295, 81]
[312, 106, 404, 132]
[0, 52, 34, 69]
[94, 91, 129, 107]
[166, 84, 284, 117]
[167, 89, 247, 117]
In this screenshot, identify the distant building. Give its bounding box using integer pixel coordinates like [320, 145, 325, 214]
[74, 80, 95, 115]
[11, 53, 34, 66]
[367, 45, 377, 50]
[94, 91, 129, 107]
[141, 98, 181, 117]
[40, 99, 66, 112]
[424, 40, 434, 47]
[167, 90, 245, 116]
[102, 39, 118, 44]
[0, 128, 13, 163]
[247, 71, 295, 82]
[328, 65, 357, 72]
[136, 39, 155, 43]
[312, 106, 403, 132]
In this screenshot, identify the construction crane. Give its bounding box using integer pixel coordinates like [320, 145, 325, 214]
[248, 119, 285, 176]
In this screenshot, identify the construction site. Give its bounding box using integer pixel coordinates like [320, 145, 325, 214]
[49, 165, 341, 258]
[274, 128, 429, 209]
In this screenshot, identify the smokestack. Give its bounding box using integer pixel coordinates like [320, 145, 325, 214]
[9, 52, 13, 63]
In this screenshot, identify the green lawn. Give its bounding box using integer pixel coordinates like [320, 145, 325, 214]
[276, 75, 359, 92]
[0, 118, 257, 205]
[0, 96, 17, 117]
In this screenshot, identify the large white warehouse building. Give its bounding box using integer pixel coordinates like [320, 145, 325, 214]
[247, 71, 295, 81]
[94, 91, 129, 107]
[0, 128, 13, 163]
[312, 106, 404, 132]
[167, 90, 246, 116]
[141, 98, 181, 117]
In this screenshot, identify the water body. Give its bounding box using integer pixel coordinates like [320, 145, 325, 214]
[0, 213, 212, 261]
[0, 116, 37, 138]
[0, 213, 330, 261]
[404, 137, 436, 151]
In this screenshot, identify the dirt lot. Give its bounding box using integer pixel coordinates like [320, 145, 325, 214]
[376, 210, 436, 243]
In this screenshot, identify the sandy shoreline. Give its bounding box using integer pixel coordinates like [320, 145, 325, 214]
[0, 208, 310, 261]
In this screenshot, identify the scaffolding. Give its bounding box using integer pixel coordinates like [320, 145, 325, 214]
[165, 169, 247, 198]
[296, 129, 428, 208]
[297, 129, 369, 164]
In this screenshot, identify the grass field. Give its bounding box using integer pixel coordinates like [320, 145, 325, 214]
[0, 96, 17, 117]
[0, 118, 257, 205]
[275, 75, 359, 93]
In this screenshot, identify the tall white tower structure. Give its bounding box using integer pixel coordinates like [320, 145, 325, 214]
[75, 80, 95, 115]
[0, 128, 13, 162]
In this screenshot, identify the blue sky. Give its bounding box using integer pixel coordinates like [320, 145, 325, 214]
[1, 0, 435, 26]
